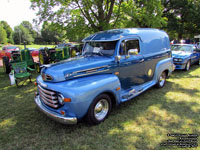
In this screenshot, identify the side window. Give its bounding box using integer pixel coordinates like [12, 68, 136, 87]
[119, 39, 140, 55]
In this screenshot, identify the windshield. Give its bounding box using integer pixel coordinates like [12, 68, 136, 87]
[83, 41, 117, 56]
[171, 45, 193, 52]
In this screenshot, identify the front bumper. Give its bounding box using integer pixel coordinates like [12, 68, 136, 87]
[34, 95, 77, 125]
[173, 62, 186, 70]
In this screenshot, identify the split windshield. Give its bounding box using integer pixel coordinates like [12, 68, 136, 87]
[83, 41, 117, 56]
[171, 45, 193, 52]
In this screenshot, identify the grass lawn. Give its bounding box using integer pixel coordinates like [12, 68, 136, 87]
[0, 65, 200, 150]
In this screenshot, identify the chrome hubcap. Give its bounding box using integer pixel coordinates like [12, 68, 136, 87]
[159, 73, 165, 87]
[94, 99, 109, 121]
[186, 62, 190, 70]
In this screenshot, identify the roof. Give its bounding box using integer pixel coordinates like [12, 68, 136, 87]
[82, 28, 168, 42]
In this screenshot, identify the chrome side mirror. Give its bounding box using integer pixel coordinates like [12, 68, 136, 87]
[128, 49, 138, 55]
[115, 55, 121, 62]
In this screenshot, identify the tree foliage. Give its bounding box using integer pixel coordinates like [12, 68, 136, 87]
[119, 0, 167, 28]
[0, 21, 13, 43]
[162, 0, 200, 39]
[13, 25, 34, 44]
[0, 24, 8, 44]
[31, 0, 123, 32]
[41, 22, 65, 44]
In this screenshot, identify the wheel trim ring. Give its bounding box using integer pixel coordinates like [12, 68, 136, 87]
[159, 73, 166, 87]
[186, 61, 190, 70]
[94, 99, 109, 121]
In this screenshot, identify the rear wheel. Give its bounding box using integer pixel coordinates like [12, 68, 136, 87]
[185, 60, 190, 71]
[86, 94, 112, 125]
[2, 56, 11, 74]
[39, 50, 49, 64]
[156, 71, 166, 88]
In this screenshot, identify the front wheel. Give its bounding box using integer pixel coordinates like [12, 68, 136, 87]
[86, 94, 112, 125]
[156, 71, 166, 88]
[185, 60, 190, 71]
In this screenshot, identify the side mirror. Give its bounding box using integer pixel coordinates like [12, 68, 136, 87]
[115, 55, 121, 62]
[128, 49, 138, 55]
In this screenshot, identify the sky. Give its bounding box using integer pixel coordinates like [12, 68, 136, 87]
[0, 0, 37, 29]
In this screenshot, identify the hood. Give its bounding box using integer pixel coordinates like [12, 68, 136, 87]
[172, 51, 191, 58]
[41, 55, 114, 82]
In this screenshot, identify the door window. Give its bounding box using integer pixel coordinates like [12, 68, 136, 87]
[120, 40, 140, 56]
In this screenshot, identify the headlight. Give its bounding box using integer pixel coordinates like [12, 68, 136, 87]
[178, 58, 183, 62]
[58, 94, 65, 105]
[173, 58, 183, 62]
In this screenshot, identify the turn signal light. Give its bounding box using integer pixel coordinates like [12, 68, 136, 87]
[64, 98, 71, 102]
[116, 87, 120, 91]
[60, 110, 65, 115]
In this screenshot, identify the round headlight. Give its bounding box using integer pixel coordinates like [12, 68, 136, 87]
[58, 94, 65, 105]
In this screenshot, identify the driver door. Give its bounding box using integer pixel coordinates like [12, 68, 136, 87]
[117, 39, 145, 90]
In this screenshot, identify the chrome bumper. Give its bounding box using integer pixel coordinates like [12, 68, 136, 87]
[34, 95, 77, 125]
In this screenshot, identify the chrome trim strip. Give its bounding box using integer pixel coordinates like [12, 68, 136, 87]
[39, 88, 57, 99]
[73, 69, 110, 77]
[40, 95, 58, 108]
[38, 85, 56, 95]
[73, 65, 109, 74]
[40, 94, 58, 104]
[35, 95, 77, 124]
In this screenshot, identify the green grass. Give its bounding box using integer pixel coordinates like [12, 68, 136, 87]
[15, 45, 56, 49]
[0, 65, 200, 150]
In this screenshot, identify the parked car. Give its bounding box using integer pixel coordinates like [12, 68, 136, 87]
[171, 44, 200, 71]
[34, 28, 174, 125]
[0, 46, 20, 59]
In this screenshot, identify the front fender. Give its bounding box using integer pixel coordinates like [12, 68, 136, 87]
[154, 58, 174, 81]
[37, 74, 121, 119]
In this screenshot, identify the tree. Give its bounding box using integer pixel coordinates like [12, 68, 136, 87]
[41, 22, 63, 44]
[119, 0, 167, 28]
[13, 25, 34, 44]
[0, 21, 13, 43]
[0, 24, 8, 44]
[21, 21, 39, 43]
[31, 0, 123, 32]
[162, 0, 200, 39]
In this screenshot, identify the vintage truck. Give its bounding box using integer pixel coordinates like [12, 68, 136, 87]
[34, 28, 174, 125]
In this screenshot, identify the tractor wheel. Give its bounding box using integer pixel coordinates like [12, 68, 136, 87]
[2, 56, 11, 74]
[36, 63, 41, 73]
[39, 50, 49, 65]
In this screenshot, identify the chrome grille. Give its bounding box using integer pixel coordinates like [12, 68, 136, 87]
[38, 85, 59, 108]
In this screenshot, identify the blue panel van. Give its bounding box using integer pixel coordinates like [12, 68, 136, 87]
[34, 28, 174, 125]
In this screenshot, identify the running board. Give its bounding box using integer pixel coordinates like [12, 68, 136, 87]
[120, 80, 156, 102]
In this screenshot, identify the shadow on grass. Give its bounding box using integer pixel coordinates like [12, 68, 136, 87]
[0, 66, 200, 150]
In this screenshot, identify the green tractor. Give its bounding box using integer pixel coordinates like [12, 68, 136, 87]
[2, 48, 38, 74]
[38, 43, 83, 66]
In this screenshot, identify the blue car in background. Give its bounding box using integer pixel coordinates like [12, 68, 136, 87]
[171, 44, 200, 71]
